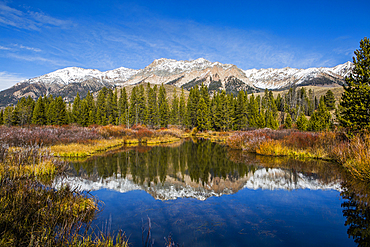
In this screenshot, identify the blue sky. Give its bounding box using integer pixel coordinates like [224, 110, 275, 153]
[0, 0, 369, 91]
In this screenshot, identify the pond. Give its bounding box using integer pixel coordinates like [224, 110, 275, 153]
[56, 140, 370, 246]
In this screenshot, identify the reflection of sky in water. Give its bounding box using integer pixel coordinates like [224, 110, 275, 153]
[92, 187, 354, 247]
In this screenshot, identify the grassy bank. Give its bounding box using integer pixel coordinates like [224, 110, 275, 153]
[0, 143, 128, 246]
[226, 129, 370, 182]
[0, 125, 184, 158]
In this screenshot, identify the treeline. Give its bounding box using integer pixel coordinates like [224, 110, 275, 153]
[0, 83, 336, 131]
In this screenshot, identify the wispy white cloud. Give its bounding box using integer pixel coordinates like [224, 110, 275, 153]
[15, 44, 41, 52]
[92, 18, 331, 70]
[0, 43, 41, 52]
[0, 2, 73, 31]
[0, 71, 27, 91]
[7, 53, 69, 66]
[0, 45, 10, 50]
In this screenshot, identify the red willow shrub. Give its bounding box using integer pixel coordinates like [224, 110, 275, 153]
[0, 126, 102, 147]
[155, 128, 182, 138]
[97, 125, 136, 139]
[282, 131, 320, 149]
[136, 128, 154, 141]
[227, 129, 327, 152]
[227, 129, 276, 151]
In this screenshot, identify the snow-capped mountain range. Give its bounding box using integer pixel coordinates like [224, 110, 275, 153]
[0, 58, 353, 106]
[54, 168, 341, 201]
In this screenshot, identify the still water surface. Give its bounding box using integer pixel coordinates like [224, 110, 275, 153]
[60, 140, 369, 246]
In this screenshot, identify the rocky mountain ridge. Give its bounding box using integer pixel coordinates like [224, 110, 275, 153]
[0, 58, 353, 106]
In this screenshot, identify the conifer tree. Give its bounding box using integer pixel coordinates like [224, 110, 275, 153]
[3, 106, 13, 126]
[212, 92, 222, 130]
[235, 91, 247, 130]
[72, 92, 81, 124]
[339, 37, 370, 131]
[296, 111, 308, 131]
[179, 87, 186, 128]
[13, 97, 28, 126]
[47, 97, 57, 125]
[200, 83, 210, 107]
[147, 85, 158, 128]
[137, 85, 147, 125]
[225, 93, 235, 130]
[25, 96, 35, 124]
[0, 109, 3, 125]
[32, 96, 46, 125]
[96, 87, 108, 125]
[44, 95, 54, 117]
[276, 94, 282, 111]
[112, 88, 118, 124]
[309, 97, 331, 131]
[158, 84, 169, 127]
[197, 97, 208, 131]
[308, 89, 315, 116]
[106, 89, 114, 124]
[324, 90, 336, 111]
[118, 87, 128, 126]
[11, 102, 19, 126]
[55, 96, 68, 125]
[256, 111, 266, 128]
[255, 95, 265, 128]
[80, 100, 89, 127]
[129, 86, 138, 126]
[170, 88, 179, 125]
[285, 113, 292, 129]
[186, 87, 198, 128]
[264, 90, 279, 129]
[247, 94, 258, 128]
[85, 91, 95, 125]
[217, 90, 228, 130]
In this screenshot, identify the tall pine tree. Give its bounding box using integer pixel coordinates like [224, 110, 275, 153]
[158, 84, 169, 128]
[339, 37, 370, 131]
[170, 88, 179, 125]
[118, 87, 129, 126]
[32, 96, 46, 125]
[179, 87, 186, 128]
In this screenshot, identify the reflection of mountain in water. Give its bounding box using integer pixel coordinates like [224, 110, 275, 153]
[244, 168, 341, 191]
[55, 166, 341, 201]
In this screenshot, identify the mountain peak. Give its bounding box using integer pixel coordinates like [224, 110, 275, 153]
[0, 59, 353, 107]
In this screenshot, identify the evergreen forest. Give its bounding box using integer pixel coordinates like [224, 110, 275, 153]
[0, 82, 337, 132]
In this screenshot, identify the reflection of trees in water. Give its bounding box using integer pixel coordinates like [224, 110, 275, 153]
[227, 147, 342, 186]
[341, 175, 370, 247]
[71, 140, 256, 185]
[71, 140, 344, 189]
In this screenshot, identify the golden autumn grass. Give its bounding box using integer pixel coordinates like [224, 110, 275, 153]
[50, 125, 185, 157]
[0, 144, 130, 246]
[332, 134, 370, 181]
[50, 138, 128, 157]
[227, 129, 370, 182]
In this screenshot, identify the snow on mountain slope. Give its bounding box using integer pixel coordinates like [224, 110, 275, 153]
[16, 59, 352, 90]
[243, 168, 341, 191]
[19, 66, 139, 86]
[54, 168, 341, 201]
[141, 58, 234, 75]
[243, 61, 353, 89]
